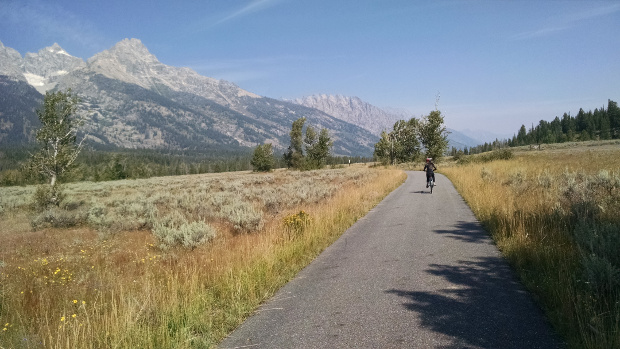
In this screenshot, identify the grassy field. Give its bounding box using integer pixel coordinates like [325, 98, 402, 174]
[442, 142, 620, 349]
[0, 166, 405, 348]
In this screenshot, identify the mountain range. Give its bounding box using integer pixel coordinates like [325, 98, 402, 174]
[0, 38, 486, 156]
[0, 39, 379, 155]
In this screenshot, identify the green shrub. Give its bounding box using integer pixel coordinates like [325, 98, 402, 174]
[580, 253, 620, 297]
[32, 184, 66, 211]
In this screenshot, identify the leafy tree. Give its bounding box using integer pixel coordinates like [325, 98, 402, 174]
[373, 119, 420, 165]
[284, 117, 306, 169]
[27, 90, 85, 206]
[284, 117, 333, 170]
[307, 128, 333, 168]
[392, 119, 420, 163]
[251, 143, 275, 172]
[304, 124, 317, 151]
[418, 110, 449, 161]
[373, 131, 393, 165]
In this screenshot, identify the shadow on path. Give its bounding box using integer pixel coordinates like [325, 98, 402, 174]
[434, 221, 491, 244]
[386, 256, 563, 349]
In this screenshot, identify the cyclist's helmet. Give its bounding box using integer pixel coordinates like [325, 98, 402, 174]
[426, 158, 432, 162]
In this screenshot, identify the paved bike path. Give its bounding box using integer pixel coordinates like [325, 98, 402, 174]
[219, 171, 564, 348]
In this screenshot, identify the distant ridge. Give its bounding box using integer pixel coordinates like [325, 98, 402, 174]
[291, 94, 400, 135]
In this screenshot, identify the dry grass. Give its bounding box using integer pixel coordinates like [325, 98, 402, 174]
[0, 165, 405, 348]
[442, 144, 620, 349]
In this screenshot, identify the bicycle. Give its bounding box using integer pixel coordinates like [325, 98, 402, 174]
[427, 176, 434, 194]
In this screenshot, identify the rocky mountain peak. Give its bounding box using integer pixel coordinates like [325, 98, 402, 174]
[87, 38, 172, 90]
[22, 43, 85, 93]
[105, 38, 153, 60]
[0, 40, 26, 81]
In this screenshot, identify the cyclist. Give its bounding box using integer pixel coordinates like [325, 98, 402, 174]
[423, 158, 437, 188]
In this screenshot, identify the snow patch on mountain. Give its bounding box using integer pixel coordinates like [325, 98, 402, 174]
[23, 73, 45, 87]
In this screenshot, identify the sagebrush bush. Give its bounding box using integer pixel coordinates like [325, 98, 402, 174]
[219, 201, 264, 233]
[537, 169, 553, 189]
[30, 207, 87, 230]
[153, 212, 216, 248]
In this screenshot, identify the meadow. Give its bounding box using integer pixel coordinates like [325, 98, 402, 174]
[442, 141, 620, 349]
[0, 166, 405, 348]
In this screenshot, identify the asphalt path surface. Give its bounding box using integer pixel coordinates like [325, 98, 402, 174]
[219, 171, 564, 348]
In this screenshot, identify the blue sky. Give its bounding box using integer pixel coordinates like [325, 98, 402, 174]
[1, 0, 619, 136]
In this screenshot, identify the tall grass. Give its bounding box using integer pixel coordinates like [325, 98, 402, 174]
[0, 167, 405, 348]
[442, 146, 620, 349]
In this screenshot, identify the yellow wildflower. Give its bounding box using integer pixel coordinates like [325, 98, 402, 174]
[60, 316, 65, 322]
[72, 314, 77, 318]
[73, 300, 78, 304]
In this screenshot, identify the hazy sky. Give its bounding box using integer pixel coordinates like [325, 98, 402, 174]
[1, 0, 619, 135]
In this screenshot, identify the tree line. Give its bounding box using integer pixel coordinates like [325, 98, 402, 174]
[373, 109, 450, 164]
[510, 100, 620, 145]
[446, 99, 619, 158]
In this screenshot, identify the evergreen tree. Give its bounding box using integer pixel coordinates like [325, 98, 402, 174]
[517, 125, 527, 145]
[251, 143, 275, 172]
[608, 100, 620, 138]
[600, 116, 612, 140]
